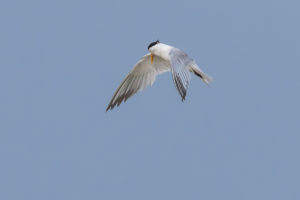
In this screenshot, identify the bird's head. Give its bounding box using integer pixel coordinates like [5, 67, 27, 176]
[148, 40, 160, 64]
[147, 40, 160, 53]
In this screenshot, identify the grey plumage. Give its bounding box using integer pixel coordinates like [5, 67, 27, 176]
[106, 42, 212, 111]
[169, 48, 193, 101]
[106, 54, 170, 111]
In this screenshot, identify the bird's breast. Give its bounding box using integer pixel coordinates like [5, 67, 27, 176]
[155, 51, 170, 62]
[149, 43, 173, 62]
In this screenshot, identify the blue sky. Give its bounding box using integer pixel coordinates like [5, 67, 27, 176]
[1, 0, 299, 199]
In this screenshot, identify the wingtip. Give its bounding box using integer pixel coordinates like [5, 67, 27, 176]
[181, 96, 186, 102]
[203, 75, 213, 85]
[106, 105, 111, 112]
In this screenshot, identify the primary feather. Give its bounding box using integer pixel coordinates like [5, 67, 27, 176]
[106, 53, 170, 111]
[106, 42, 213, 111]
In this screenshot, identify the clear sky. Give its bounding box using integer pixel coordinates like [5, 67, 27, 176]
[1, 0, 299, 199]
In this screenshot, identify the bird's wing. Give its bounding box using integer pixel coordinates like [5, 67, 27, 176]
[106, 53, 170, 111]
[169, 48, 193, 101]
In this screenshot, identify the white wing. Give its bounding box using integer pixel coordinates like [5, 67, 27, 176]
[169, 48, 193, 101]
[106, 53, 170, 111]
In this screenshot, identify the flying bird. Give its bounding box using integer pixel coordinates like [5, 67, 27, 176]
[106, 40, 212, 111]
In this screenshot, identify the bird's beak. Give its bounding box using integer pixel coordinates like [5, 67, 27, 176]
[150, 54, 153, 64]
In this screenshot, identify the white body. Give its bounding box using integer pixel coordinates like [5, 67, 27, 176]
[106, 42, 212, 111]
[149, 43, 173, 62]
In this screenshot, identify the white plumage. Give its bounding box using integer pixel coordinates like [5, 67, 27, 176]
[106, 41, 212, 111]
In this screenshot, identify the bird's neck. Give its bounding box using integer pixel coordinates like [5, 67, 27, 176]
[153, 43, 173, 61]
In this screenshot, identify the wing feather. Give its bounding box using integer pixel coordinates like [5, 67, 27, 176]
[169, 48, 193, 101]
[106, 53, 170, 111]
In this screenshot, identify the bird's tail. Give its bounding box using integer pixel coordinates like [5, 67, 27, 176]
[190, 63, 213, 84]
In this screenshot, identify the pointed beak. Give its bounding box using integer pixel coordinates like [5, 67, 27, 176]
[150, 54, 153, 64]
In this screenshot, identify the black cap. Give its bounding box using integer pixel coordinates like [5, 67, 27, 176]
[147, 40, 160, 50]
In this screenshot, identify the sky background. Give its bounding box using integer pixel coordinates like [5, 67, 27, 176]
[1, 0, 300, 199]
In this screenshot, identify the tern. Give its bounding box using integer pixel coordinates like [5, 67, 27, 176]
[106, 40, 212, 111]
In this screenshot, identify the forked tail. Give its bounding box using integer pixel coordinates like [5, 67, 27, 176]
[190, 64, 213, 84]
